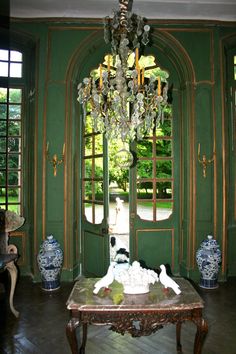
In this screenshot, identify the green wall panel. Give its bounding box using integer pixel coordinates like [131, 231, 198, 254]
[83, 231, 105, 276]
[49, 28, 95, 81]
[46, 83, 66, 223]
[171, 30, 212, 82]
[10, 232, 31, 274]
[135, 229, 174, 270]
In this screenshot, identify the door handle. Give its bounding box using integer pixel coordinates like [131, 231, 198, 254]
[102, 228, 109, 234]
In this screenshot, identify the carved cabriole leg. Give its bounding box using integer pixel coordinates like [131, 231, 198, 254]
[193, 318, 208, 354]
[79, 323, 88, 354]
[66, 317, 80, 354]
[176, 322, 182, 353]
[5, 260, 19, 318]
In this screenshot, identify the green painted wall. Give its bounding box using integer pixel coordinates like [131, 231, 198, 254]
[9, 19, 236, 281]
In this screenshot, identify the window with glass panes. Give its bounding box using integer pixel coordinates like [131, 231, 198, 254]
[82, 114, 104, 224]
[0, 49, 23, 213]
[136, 115, 173, 221]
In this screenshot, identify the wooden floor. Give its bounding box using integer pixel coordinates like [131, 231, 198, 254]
[0, 274, 236, 354]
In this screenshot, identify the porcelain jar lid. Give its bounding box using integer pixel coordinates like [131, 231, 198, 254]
[42, 235, 60, 251]
[200, 235, 220, 250]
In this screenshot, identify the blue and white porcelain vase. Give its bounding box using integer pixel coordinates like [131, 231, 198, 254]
[196, 235, 221, 289]
[37, 235, 63, 291]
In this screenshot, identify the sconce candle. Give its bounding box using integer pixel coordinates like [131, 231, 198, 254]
[46, 142, 65, 177]
[197, 143, 215, 178]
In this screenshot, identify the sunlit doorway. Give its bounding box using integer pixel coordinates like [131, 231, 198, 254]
[108, 140, 130, 265]
[80, 52, 176, 276]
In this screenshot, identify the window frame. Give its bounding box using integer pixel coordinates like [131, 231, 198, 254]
[0, 48, 24, 214]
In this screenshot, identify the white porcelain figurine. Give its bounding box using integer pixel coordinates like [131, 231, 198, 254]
[159, 264, 181, 295]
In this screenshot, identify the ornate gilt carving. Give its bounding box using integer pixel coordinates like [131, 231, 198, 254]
[80, 310, 194, 337]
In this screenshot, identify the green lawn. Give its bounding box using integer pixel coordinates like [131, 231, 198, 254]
[0, 197, 20, 213]
[137, 201, 172, 209]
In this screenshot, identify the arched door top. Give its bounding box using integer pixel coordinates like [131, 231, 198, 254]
[67, 28, 195, 88]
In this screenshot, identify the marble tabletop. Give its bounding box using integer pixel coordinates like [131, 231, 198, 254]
[67, 277, 204, 311]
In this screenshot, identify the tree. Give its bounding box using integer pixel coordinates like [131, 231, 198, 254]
[0, 88, 22, 192]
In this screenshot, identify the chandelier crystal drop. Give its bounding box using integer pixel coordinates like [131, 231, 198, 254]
[77, 0, 170, 144]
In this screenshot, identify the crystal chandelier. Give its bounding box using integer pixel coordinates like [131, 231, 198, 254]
[77, 0, 170, 145]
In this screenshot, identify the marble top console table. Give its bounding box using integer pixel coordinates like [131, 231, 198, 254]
[66, 277, 208, 354]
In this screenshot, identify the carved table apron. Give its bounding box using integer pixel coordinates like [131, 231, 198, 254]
[66, 277, 208, 354]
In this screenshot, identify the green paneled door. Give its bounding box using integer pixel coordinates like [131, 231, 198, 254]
[129, 105, 181, 274]
[81, 113, 110, 277]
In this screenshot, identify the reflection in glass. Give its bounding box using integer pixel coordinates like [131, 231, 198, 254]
[137, 181, 153, 199]
[137, 201, 153, 221]
[95, 204, 103, 224]
[0, 57, 23, 214]
[0, 88, 7, 101]
[8, 187, 20, 200]
[8, 154, 21, 169]
[0, 138, 6, 152]
[156, 160, 172, 178]
[84, 182, 92, 200]
[155, 202, 173, 221]
[94, 158, 103, 178]
[8, 137, 21, 152]
[8, 204, 20, 214]
[10, 51, 22, 62]
[0, 62, 8, 77]
[136, 103, 173, 221]
[84, 159, 92, 178]
[137, 160, 153, 178]
[84, 136, 92, 156]
[10, 63, 22, 78]
[9, 105, 21, 120]
[0, 185, 6, 198]
[156, 119, 172, 137]
[84, 114, 92, 134]
[8, 121, 21, 136]
[0, 105, 7, 120]
[8, 171, 20, 186]
[156, 181, 172, 199]
[84, 202, 104, 224]
[137, 139, 152, 158]
[0, 49, 8, 60]
[0, 155, 6, 168]
[9, 89, 22, 103]
[156, 139, 172, 157]
[94, 181, 103, 197]
[95, 134, 103, 154]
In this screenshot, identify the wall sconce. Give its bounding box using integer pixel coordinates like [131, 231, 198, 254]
[197, 143, 215, 178]
[46, 142, 65, 177]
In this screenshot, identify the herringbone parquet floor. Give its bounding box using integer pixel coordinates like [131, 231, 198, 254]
[0, 274, 236, 354]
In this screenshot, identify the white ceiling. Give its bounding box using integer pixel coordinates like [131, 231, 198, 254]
[10, 0, 236, 22]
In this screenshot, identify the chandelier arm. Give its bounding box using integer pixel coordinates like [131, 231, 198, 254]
[119, 0, 130, 29]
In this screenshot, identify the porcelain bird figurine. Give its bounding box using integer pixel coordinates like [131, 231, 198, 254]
[159, 264, 181, 295]
[93, 263, 115, 295]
